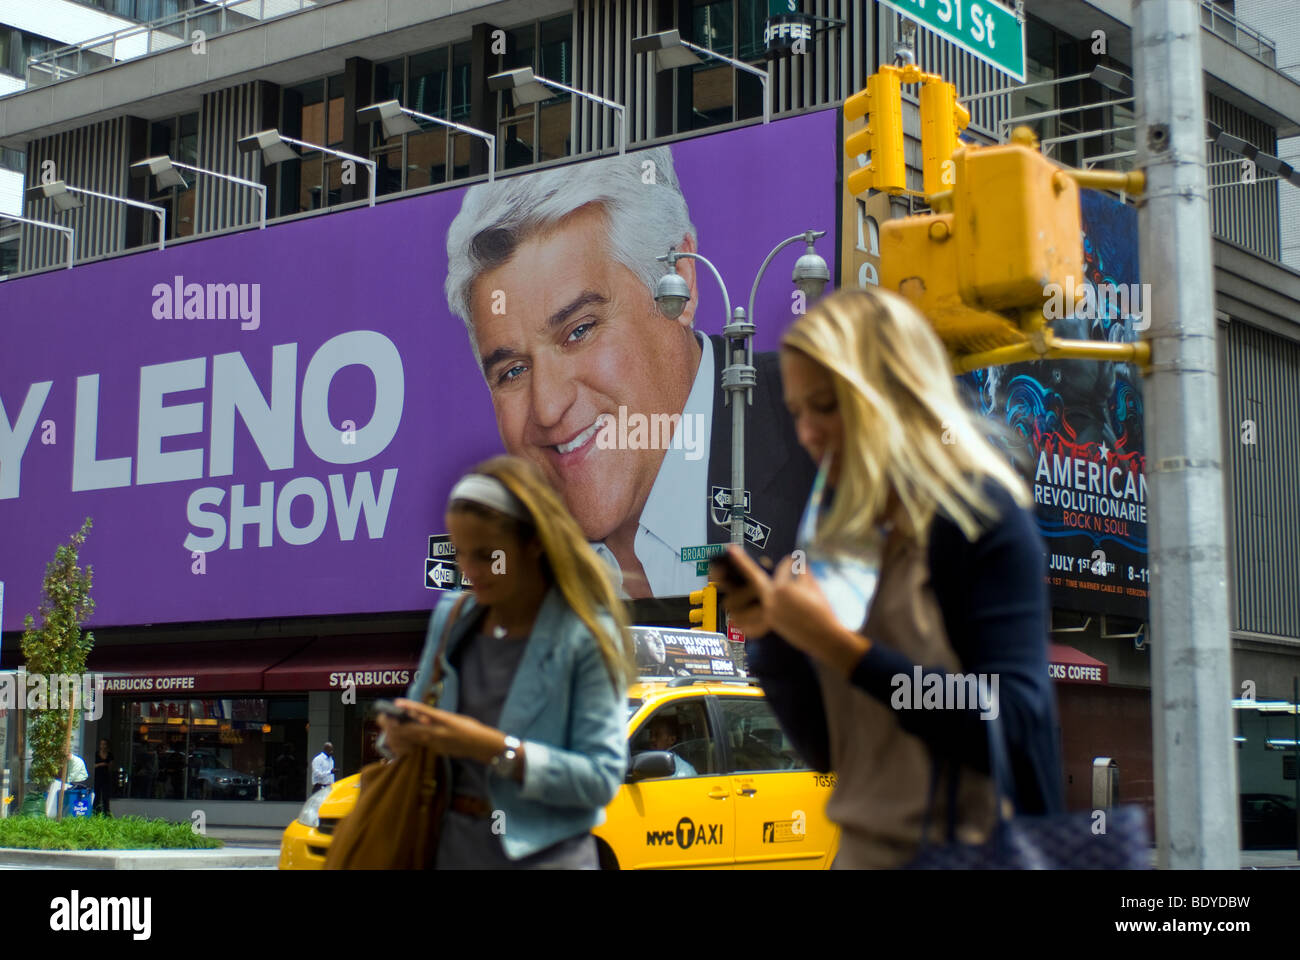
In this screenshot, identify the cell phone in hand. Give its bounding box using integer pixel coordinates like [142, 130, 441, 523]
[708, 551, 747, 591]
[373, 699, 414, 723]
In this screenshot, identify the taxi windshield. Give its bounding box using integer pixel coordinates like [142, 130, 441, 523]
[626, 699, 642, 721]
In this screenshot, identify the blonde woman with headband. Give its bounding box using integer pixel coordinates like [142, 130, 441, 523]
[715, 287, 1064, 869]
[378, 455, 634, 868]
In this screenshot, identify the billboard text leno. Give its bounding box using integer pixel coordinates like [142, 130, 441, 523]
[0, 330, 402, 553]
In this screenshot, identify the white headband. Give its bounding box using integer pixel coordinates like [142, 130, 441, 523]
[448, 474, 529, 523]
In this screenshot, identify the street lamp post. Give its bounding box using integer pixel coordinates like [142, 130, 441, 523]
[130, 155, 268, 231]
[654, 230, 829, 548]
[0, 213, 74, 270]
[237, 130, 377, 207]
[26, 181, 166, 251]
[654, 251, 746, 546]
[489, 67, 627, 155]
[356, 100, 497, 183]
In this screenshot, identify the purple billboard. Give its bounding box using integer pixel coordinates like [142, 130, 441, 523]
[0, 109, 839, 630]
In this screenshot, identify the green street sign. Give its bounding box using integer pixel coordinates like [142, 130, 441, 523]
[696, 560, 712, 576]
[878, 0, 1025, 83]
[681, 543, 727, 563]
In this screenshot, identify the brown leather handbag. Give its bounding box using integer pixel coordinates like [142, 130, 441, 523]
[323, 595, 468, 870]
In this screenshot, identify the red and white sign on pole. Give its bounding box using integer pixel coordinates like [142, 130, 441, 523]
[727, 620, 745, 645]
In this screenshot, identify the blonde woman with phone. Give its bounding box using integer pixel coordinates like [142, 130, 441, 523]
[714, 287, 1065, 869]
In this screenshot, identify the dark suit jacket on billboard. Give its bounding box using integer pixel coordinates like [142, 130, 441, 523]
[705, 334, 817, 571]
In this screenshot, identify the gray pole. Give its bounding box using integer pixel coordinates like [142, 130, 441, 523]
[1135, 0, 1238, 869]
[722, 307, 755, 545]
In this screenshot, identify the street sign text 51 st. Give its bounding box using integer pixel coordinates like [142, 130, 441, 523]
[879, 0, 1025, 83]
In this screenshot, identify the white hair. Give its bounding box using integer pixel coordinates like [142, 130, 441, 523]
[444, 146, 697, 369]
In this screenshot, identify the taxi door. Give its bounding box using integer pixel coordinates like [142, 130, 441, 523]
[713, 695, 837, 869]
[601, 697, 735, 869]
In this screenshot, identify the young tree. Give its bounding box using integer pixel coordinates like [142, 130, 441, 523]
[20, 518, 95, 791]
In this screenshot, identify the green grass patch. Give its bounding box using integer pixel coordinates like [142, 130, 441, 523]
[0, 815, 223, 851]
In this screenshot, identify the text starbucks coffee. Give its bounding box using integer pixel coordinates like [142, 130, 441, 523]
[102, 676, 197, 692]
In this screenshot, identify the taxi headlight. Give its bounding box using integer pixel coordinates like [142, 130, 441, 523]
[296, 788, 329, 829]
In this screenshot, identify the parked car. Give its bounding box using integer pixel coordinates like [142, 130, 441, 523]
[183, 750, 258, 800]
[1241, 793, 1297, 849]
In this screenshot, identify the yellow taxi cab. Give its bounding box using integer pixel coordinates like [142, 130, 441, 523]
[599, 677, 840, 869]
[280, 628, 841, 870]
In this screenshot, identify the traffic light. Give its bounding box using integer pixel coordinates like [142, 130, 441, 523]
[918, 77, 970, 199]
[844, 66, 907, 196]
[689, 583, 718, 632]
[880, 126, 1149, 373]
[880, 128, 1083, 360]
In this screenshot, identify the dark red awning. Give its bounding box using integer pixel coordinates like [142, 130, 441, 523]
[1048, 644, 1108, 685]
[262, 634, 422, 692]
[87, 639, 309, 694]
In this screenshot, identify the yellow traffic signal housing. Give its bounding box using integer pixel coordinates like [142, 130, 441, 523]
[918, 78, 970, 199]
[952, 136, 1084, 312]
[689, 583, 718, 633]
[882, 135, 1084, 351]
[881, 127, 1150, 372]
[844, 67, 907, 196]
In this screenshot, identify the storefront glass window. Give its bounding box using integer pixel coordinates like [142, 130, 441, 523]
[112, 696, 308, 802]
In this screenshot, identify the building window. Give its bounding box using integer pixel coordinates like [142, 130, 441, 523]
[144, 112, 199, 242]
[366, 42, 473, 195]
[277, 75, 348, 214]
[655, 0, 767, 134]
[493, 16, 574, 170]
[1, 27, 61, 79]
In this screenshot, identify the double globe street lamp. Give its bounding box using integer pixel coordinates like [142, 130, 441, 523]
[654, 230, 830, 547]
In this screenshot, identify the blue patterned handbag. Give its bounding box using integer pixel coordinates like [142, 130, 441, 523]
[907, 715, 1151, 870]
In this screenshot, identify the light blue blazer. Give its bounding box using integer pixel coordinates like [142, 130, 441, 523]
[408, 588, 628, 860]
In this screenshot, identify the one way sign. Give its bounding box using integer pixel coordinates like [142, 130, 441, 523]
[426, 558, 459, 590]
[710, 486, 751, 511]
[425, 534, 470, 590]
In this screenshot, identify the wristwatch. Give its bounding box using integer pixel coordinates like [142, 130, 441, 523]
[489, 735, 523, 779]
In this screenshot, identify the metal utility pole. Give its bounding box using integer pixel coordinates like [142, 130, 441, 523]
[722, 305, 754, 547]
[1135, 0, 1238, 869]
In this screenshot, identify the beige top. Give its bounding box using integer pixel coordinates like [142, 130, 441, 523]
[816, 529, 996, 869]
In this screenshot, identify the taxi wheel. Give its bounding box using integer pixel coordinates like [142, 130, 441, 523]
[595, 837, 619, 871]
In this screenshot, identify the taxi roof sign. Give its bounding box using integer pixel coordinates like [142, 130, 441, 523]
[631, 625, 738, 679]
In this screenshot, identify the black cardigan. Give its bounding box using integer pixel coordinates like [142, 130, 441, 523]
[746, 482, 1066, 816]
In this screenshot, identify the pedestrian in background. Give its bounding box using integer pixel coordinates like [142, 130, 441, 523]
[378, 455, 634, 868]
[65, 749, 89, 787]
[311, 742, 335, 795]
[718, 287, 1064, 868]
[92, 739, 113, 815]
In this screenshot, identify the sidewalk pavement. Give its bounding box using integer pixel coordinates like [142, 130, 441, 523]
[206, 826, 286, 848]
[1239, 849, 1300, 869]
[0, 843, 280, 869]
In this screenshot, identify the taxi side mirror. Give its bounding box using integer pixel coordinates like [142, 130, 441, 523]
[626, 751, 676, 783]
